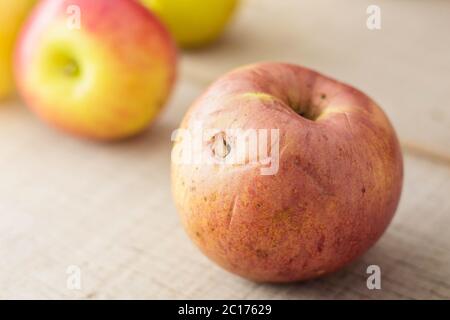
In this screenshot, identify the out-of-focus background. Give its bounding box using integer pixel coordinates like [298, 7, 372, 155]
[1, 0, 449, 299]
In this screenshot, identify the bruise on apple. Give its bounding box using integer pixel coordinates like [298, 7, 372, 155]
[171, 62, 403, 283]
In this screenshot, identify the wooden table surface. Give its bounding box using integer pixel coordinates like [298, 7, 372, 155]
[1, 0, 449, 299]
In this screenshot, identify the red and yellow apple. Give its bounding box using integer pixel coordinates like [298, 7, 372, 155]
[171, 62, 403, 282]
[15, 0, 177, 140]
[0, 0, 37, 100]
[141, 0, 239, 48]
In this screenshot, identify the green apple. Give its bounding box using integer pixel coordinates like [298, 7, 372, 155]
[15, 0, 177, 140]
[141, 0, 239, 48]
[0, 0, 36, 100]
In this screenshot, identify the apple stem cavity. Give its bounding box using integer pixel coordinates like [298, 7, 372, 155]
[290, 100, 320, 121]
[62, 60, 80, 77]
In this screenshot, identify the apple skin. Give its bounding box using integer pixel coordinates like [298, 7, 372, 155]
[141, 0, 238, 48]
[0, 0, 36, 100]
[171, 62, 403, 282]
[15, 0, 177, 140]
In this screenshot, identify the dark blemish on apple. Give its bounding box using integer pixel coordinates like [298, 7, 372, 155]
[321, 93, 327, 99]
[255, 249, 269, 259]
[256, 203, 262, 208]
[361, 187, 366, 194]
[302, 260, 309, 269]
[195, 231, 201, 238]
[317, 235, 325, 253]
[210, 132, 231, 159]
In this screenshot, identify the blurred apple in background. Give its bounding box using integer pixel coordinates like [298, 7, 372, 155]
[141, 0, 239, 48]
[0, 0, 36, 100]
[15, 0, 177, 140]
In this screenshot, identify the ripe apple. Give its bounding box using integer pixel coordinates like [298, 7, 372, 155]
[0, 0, 36, 100]
[15, 0, 177, 140]
[171, 62, 403, 282]
[141, 0, 239, 48]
